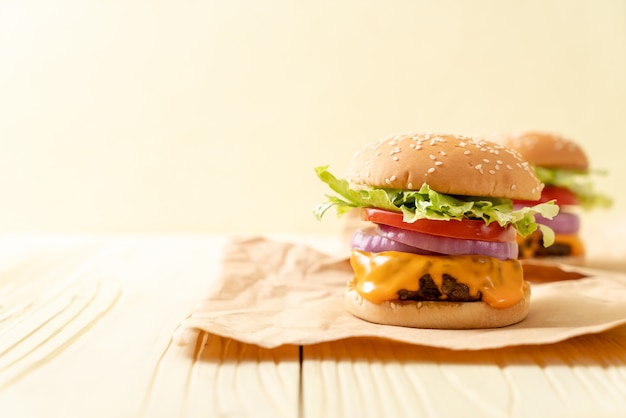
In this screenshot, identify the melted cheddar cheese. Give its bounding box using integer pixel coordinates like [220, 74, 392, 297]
[518, 232, 585, 259]
[350, 250, 525, 308]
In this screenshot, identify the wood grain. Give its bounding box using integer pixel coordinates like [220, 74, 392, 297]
[142, 332, 301, 418]
[302, 327, 626, 418]
[2, 233, 626, 418]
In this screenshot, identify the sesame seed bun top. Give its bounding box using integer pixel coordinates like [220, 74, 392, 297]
[345, 132, 543, 200]
[498, 131, 588, 170]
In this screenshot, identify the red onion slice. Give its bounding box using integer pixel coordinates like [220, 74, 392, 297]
[377, 224, 518, 260]
[351, 228, 440, 255]
[536, 211, 580, 234]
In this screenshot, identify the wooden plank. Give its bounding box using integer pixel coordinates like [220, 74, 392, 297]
[0, 234, 302, 418]
[142, 331, 301, 418]
[301, 327, 626, 418]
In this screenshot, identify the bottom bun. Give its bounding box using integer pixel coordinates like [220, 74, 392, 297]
[345, 282, 531, 329]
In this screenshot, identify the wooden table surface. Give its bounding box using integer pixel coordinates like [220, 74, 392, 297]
[1, 218, 625, 417]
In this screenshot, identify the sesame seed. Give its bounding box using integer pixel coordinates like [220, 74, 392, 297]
[495, 165, 500, 170]
[497, 160, 503, 164]
[407, 182, 413, 189]
[489, 169, 496, 174]
[506, 164, 513, 170]
[511, 184, 517, 190]
[464, 150, 471, 155]
[415, 145, 422, 150]
[435, 161, 443, 166]
[429, 154, 436, 160]
[440, 151, 447, 156]
[427, 167, 435, 173]
[385, 178, 392, 185]
[475, 164, 483, 174]
[483, 158, 490, 163]
[390, 175, 397, 181]
[393, 156, 399, 161]
[459, 141, 466, 147]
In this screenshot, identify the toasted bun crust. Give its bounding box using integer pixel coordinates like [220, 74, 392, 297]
[345, 282, 530, 329]
[345, 132, 543, 200]
[498, 131, 588, 170]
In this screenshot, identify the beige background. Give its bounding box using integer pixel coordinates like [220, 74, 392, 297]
[1, 1, 624, 235]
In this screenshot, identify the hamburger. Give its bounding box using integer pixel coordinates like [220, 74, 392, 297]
[499, 131, 612, 262]
[314, 132, 558, 329]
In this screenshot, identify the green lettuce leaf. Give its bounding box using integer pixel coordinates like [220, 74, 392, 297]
[313, 165, 559, 245]
[534, 166, 613, 210]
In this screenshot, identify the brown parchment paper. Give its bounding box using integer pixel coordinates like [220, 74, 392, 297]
[174, 236, 626, 350]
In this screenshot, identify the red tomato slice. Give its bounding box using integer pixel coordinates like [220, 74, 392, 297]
[361, 208, 516, 242]
[514, 186, 579, 206]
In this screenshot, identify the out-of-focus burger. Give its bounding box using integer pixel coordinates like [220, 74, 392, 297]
[499, 131, 612, 263]
[314, 132, 558, 329]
